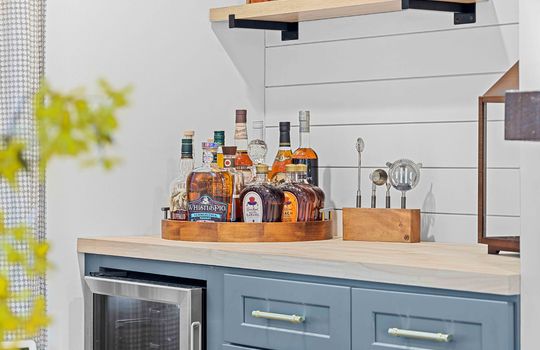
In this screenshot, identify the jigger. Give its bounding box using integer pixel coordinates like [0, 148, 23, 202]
[370, 169, 388, 208]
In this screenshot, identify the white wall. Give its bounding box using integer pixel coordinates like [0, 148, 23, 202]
[45, 0, 264, 348]
[264, 0, 519, 242]
[45, 0, 523, 348]
[519, 0, 540, 347]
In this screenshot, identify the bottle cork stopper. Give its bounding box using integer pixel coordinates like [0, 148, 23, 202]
[222, 146, 237, 155]
[236, 109, 247, 123]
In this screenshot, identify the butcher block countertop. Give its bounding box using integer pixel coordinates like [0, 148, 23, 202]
[78, 236, 520, 296]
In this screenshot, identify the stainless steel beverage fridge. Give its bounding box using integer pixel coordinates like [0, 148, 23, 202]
[84, 270, 203, 350]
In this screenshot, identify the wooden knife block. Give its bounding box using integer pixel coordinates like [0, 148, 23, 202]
[342, 208, 421, 243]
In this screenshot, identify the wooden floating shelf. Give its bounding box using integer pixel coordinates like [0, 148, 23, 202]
[161, 219, 335, 242]
[210, 0, 480, 24]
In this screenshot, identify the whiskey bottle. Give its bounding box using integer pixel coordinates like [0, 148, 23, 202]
[269, 121, 293, 184]
[240, 164, 284, 223]
[169, 130, 195, 220]
[279, 164, 317, 222]
[222, 146, 244, 222]
[296, 163, 325, 220]
[214, 130, 225, 168]
[234, 110, 254, 182]
[186, 141, 232, 222]
[247, 120, 267, 165]
[293, 111, 319, 186]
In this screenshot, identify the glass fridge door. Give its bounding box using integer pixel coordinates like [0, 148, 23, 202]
[93, 294, 180, 350]
[84, 276, 202, 350]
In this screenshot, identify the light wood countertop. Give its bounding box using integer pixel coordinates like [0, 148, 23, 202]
[78, 236, 520, 296]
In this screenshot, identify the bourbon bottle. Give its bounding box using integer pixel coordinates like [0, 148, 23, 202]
[222, 146, 244, 222]
[296, 163, 325, 220]
[293, 111, 319, 186]
[234, 109, 254, 182]
[269, 121, 293, 184]
[279, 164, 317, 222]
[240, 164, 284, 223]
[186, 141, 232, 222]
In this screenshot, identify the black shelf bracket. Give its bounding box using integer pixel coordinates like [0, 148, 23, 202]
[402, 0, 476, 25]
[229, 14, 299, 41]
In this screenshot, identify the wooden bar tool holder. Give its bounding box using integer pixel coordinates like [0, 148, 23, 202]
[342, 208, 421, 243]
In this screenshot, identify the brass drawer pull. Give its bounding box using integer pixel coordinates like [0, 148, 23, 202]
[251, 310, 305, 324]
[388, 328, 453, 343]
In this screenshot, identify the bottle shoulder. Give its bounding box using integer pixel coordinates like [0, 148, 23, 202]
[292, 147, 318, 159]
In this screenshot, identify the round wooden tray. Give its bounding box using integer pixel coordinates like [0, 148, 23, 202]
[161, 219, 335, 242]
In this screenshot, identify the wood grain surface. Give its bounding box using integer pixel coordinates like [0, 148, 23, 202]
[78, 236, 520, 295]
[343, 208, 420, 243]
[161, 219, 335, 242]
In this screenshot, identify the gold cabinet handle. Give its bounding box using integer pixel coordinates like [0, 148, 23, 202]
[388, 328, 453, 343]
[251, 310, 305, 324]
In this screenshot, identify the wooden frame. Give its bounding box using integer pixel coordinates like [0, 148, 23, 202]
[478, 62, 520, 254]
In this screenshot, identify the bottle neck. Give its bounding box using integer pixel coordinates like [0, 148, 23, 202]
[286, 172, 298, 183]
[279, 130, 291, 149]
[253, 126, 265, 141]
[299, 131, 311, 149]
[179, 157, 194, 174]
[255, 172, 267, 182]
[202, 149, 214, 166]
[297, 172, 308, 183]
[235, 122, 248, 151]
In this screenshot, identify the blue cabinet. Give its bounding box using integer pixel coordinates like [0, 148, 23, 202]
[84, 254, 519, 350]
[352, 288, 515, 350]
[224, 274, 351, 350]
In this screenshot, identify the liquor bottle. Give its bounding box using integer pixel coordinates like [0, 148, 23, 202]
[292, 111, 319, 186]
[186, 141, 232, 222]
[279, 164, 317, 222]
[296, 163, 325, 220]
[234, 109, 254, 182]
[269, 121, 293, 183]
[222, 146, 244, 222]
[247, 120, 267, 165]
[169, 130, 195, 220]
[240, 164, 284, 223]
[214, 130, 225, 168]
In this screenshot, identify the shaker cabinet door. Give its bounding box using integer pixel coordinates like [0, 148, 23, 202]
[352, 288, 515, 350]
[224, 274, 351, 350]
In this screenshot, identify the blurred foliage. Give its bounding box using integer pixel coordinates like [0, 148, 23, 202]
[0, 80, 131, 348]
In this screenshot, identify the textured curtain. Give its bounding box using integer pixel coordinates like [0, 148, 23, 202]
[0, 0, 46, 348]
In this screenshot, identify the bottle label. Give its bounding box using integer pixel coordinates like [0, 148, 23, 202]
[282, 191, 298, 222]
[235, 123, 248, 140]
[188, 195, 228, 222]
[243, 191, 263, 223]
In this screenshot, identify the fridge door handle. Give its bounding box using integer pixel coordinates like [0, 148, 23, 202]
[190, 321, 202, 350]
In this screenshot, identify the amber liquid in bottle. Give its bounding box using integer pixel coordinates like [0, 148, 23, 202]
[269, 121, 293, 183]
[240, 164, 284, 222]
[279, 164, 317, 222]
[186, 142, 232, 222]
[222, 146, 245, 222]
[234, 109, 254, 183]
[296, 163, 325, 220]
[293, 111, 319, 186]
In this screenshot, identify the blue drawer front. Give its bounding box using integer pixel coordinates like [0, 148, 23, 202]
[352, 288, 515, 350]
[222, 345, 256, 350]
[224, 274, 351, 350]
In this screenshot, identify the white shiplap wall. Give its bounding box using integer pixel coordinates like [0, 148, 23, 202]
[263, 0, 519, 243]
